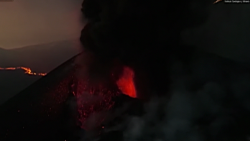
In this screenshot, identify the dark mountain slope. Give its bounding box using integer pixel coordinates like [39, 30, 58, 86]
[0, 54, 80, 141]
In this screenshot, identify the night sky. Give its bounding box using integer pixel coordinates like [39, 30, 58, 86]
[0, 0, 84, 49]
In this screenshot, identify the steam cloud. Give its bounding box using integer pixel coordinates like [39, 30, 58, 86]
[76, 0, 250, 141]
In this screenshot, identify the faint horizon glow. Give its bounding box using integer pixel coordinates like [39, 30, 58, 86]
[0, 0, 85, 49]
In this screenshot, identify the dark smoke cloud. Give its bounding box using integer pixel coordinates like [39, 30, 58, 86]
[79, 0, 213, 96]
[75, 0, 250, 141]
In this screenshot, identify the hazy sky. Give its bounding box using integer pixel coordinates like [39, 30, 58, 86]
[0, 0, 84, 49]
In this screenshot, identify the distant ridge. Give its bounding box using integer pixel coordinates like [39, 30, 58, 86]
[0, 39, 82, 72]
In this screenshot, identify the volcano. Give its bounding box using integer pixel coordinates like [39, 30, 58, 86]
[0, 52, 142, 141]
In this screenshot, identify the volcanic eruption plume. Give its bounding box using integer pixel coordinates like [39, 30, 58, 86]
[73, 0, 250, 140]
[0, 67, 47, 76]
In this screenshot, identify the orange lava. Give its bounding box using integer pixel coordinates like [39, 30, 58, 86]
[116, 66, 137, 98]
[0, 67, 47, 76]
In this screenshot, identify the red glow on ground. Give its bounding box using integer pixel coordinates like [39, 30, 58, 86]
[76, 79, 119, 130]
[116, 66, 137, 98]
[70, 65, 137, 130]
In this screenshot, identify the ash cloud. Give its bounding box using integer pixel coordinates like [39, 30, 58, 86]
[79, 0, 213, 96]
[76, 0, 250, 141]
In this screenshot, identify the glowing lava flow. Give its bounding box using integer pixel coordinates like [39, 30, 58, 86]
[0, 67, 47, 76]
[116, 66, 137, 98]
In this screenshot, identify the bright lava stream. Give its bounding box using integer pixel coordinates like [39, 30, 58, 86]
[0, 67, 47, 76]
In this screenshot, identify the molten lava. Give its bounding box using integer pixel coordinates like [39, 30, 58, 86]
[0, 67, 47, 76]
[116, 66, 137, 98]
